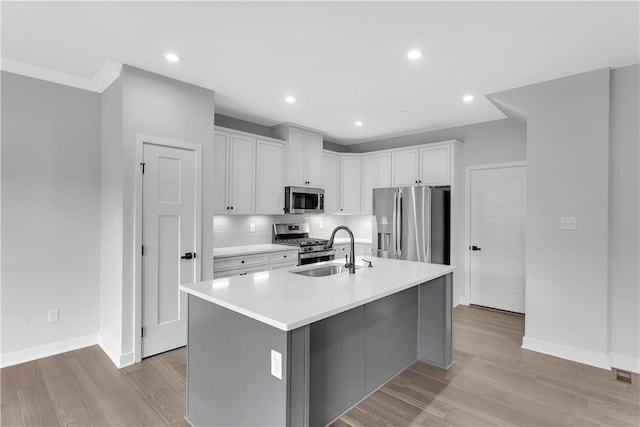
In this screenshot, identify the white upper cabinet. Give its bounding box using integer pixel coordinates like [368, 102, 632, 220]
[214, 126, 286, 215]
[213, 131, 230, 213]
[228, 134, 256, 213]
[214, 131, 256, 214]
[361, 152, 392, 213]
[376, 152, 392, 188]
[322, 151, 340, 213]
[392, 149, 420, 186]
[361, 154, 376, 214]
[419, 144, 450, 186]
[392, 142, 454, 186]
[256, 139, 286, 214]
[272, 124, 323, 187]
[340, 155, 362, 214]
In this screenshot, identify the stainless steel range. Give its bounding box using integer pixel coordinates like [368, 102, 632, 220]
[273, 223, 335, 265]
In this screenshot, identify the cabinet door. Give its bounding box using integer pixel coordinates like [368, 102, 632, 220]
[340, 155, 362, 213]
[392, 149, 419, 187]
[287, 128, 306, 186]
[213, 131, 230, 213]
[323, 151, 340, 213]
[361, 154, 376, 214]
[229, 134, 255, 213]
[256, 140, 285, 214]
[419, 145, 450, 185]
[305, 131, 324, 186]
[376, 152, 392, 188]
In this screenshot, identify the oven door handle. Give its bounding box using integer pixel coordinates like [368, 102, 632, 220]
[299, 250, 335, 259]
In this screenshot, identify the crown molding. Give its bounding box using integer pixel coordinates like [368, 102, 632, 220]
[0, 57, 122, 93]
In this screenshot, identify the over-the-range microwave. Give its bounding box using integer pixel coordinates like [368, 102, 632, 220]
[284, 186, 324, 214]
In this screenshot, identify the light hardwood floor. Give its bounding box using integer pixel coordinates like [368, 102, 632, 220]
[2, 306, 638, 426]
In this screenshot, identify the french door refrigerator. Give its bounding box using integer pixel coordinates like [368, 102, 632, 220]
[372, 186, 450, 264]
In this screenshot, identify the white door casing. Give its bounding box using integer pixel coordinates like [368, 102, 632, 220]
[141, 142, 199, 358]
[469, 165, 526, 313]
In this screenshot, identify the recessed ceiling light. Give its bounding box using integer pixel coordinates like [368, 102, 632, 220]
[355, 121, 364, 127]
[285, 96, 296, 104]
[164, 52, 181, 62]
[463, 94, 475, 102]
[407, 49, 422, 60]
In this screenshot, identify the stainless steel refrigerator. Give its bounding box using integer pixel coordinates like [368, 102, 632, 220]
[372, 186, 450, 264]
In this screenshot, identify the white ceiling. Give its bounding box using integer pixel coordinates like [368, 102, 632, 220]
[2, 1, 638, 145]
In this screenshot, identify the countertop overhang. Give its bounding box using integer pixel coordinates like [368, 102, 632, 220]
[180, 257, 455, 331]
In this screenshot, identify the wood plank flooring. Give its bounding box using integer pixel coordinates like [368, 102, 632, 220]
[2, 306, 638, 426]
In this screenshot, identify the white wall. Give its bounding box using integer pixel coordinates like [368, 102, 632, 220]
[1, 72, 101, 365]
[98, 66, 216, 367]
[489, 68, 612, 369]
[608, 64, 640, 372]
[99, 74, 125, 363]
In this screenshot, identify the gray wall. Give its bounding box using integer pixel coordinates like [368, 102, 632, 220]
[608, 64, 639, 367]
[489, 68, 612, 368]
[1, 71, 101, 354]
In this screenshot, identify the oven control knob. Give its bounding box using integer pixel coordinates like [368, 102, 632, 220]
[324, 245, 328, 249]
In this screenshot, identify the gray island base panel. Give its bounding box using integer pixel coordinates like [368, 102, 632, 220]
[186, 273, 452, 427]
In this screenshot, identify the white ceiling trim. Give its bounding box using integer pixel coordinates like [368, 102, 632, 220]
[0, 58, 121, 93]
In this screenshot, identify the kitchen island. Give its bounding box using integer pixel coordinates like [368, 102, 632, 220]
[180, 257, 455, 427]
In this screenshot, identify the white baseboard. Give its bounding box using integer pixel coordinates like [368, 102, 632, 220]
[0, 334, 99, 368]
[522, 336, 610, 371]
[610, 353, 640, 374]
[98, 335, 135, 369]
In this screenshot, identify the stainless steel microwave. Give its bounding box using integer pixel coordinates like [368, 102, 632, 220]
[285, 186, 324, 214]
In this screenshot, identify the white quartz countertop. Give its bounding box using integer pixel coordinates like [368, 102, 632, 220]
[213, 244, 295, 258]
[181, 257, 454, 331]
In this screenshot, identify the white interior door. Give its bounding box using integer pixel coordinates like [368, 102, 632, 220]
[142, 143, 198, 358]
[469, 166, 526, 313]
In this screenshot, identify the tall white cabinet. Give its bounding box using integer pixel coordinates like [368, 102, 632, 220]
[272, 124, 324, 187]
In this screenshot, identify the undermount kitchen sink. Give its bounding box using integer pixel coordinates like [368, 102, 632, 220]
[291, 264, 361, 277]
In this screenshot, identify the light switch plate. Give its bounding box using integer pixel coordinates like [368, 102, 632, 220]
[560, 216, 577, 230]
[48, 308, 59, 323]
[249, 223, 255, 232]
[271, 350, 282, 380]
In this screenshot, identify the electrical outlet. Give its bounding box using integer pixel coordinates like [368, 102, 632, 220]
[271, 349, 282, 380]
[560, 216, 577, 230]
[250, 222, 255, 232]
[48, 308, 59, 323]
[319, 221, 324, 229]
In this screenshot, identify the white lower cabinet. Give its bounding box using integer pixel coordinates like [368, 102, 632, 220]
[213, 249, 299, 278]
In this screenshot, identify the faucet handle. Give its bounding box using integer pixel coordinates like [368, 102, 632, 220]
[361, 259, 373, 268]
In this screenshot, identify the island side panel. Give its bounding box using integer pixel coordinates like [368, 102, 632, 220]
[418, 273, 453, 368]
[309, 306, 365, 427]
[187, 295, 289, 426]
[287, 325, 310, 427]
[365, 287, 418, 394]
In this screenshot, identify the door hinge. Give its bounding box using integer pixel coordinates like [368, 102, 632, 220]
[142, 245, 146, 256]
[140, 162, 146, 174]
[141, 327, 146, 338]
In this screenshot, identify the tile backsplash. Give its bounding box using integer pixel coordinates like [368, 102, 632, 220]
[213, 214, 373, 248]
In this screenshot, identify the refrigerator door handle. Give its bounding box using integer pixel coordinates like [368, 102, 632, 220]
[392, 192, 397, 256]
[396, 191, 402, 257]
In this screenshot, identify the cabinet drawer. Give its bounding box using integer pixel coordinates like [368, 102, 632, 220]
[269, 250, 298, 263]
[270, 261, 298, 271]
[214, 253, 269, 270]
[213, 265, 267, 279]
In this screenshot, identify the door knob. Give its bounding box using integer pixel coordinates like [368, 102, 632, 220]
[181, 252, 196, 260]
[469, 245, 482, 251]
